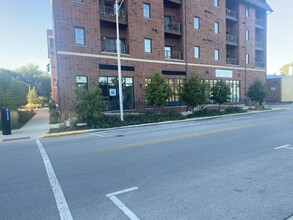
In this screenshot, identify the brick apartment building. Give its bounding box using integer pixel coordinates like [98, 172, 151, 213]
[47, 0, 272, 113]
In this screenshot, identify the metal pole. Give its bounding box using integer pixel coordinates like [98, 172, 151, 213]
[184, 0, 188, 76]
[244, 10, 247, 105]
[116, 0, 124, 121]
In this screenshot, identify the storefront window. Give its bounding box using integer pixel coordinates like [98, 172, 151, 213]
[76, 76, 88, 90]
[206, 79, 240, 103]
[99, 76, 134, 110]
[166, 78, 185, 106]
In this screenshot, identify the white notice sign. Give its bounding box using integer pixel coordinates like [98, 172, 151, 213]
[109, 89, 117, 96]
[215, 70, 233, 78]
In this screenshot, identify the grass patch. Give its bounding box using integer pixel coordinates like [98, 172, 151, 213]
[0, 110, 35, 131]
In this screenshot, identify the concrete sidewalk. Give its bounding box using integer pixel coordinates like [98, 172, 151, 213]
[0, 108, 50, 143]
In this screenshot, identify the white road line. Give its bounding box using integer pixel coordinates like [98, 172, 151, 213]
[107, 187, 139, 220]
[275, 144, 292, 150]
[36, 140, 73, 220]
[89, 133, 107, 137]
[106, 187, 138, 197]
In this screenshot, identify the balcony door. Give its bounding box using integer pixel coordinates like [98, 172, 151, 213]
[164, 16, 172, 28]
[165, 46, 172, 59]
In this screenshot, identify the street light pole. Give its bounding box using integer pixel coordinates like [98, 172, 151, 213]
[115, 0, 124, 121]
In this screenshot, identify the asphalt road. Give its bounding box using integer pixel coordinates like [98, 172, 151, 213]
[1, 104, 293, 220]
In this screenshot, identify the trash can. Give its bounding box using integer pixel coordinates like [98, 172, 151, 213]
[1, 107, 11, 135]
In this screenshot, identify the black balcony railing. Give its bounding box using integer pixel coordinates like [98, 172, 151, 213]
[255, 61, 265, 68]
[226, 58, 238, 65]
[99, 5, 127, 23]
[226, 34, 238, 46]
[255, 18, 264, 29]
[101, 41, 128, 54]
[164, 22, 182, 34]
[165, 50, 183, 60]
[255, 41, 264, 50]
[226, 8, 237, 20]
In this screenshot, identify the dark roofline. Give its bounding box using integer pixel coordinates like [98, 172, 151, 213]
[240, 0, 273, 12]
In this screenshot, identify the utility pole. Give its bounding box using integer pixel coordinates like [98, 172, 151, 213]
[115, 0, 124, 121]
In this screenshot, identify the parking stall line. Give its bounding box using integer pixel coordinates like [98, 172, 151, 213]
[36, 140, 73, 220]
[106, 187, 139, 220]
[275, 144, 292, 150]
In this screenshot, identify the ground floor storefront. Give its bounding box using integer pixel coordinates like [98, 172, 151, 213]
[53, 52, 266, 113]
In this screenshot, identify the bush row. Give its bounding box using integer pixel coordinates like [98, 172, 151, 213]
[78, 107, 245, 129]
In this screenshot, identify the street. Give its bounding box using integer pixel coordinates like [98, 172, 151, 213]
[1, 104, 293, 220]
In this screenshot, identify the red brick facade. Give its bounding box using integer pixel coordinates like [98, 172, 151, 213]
[48, 0, 272, 113]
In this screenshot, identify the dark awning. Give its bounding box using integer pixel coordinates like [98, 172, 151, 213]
[240, 0, 273, 12]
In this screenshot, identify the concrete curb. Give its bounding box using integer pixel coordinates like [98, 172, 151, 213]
[40, 130, 87, 139]
[41, 108, 286, 139]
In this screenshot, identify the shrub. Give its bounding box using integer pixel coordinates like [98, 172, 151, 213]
[25, 103, 42, 110]
[246, 79, 266, 107]
[71, 84, 106, 125]
[48, 100, 57, 110]
[17, 110, 35, 128]
[144, 73, 169, 110]
[224, 107, 246, 114]
[211, 81, 231, 110]
[181, 72, 208, 112]
[10, 111, 19, 129]
[49, 109, 60, 124]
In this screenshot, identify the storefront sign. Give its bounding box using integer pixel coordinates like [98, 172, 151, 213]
[215, 70, 233, 78]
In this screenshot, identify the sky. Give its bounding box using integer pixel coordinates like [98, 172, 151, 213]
[0, 0, 291, 74]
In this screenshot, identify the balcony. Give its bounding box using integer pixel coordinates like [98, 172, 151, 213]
[226, 8, 237, 21]
[226, 34, 238, 46]
[164, 22, 182, 36]
[99, 5, 127, 25]
[255, 61, 265, 68]
[101, 40, 128, 54]
[164, 0, 182, 8]
[165, 50, 183, 60]
[226, 58, 238, 65]
[255, 41, 264, 50]
[255, 18, 264, 29]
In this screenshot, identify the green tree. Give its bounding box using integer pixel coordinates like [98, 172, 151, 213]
[211, 80, 231, 110]
[144, 73, 169, 110]
[26, 88, 44, 109]
[14, 64, 51, 102]
[71, 84, 106, 125]
[279, 61, 293, 75]
[0, 68, 27, 109]
[181, 72, 208, 112]
[246, 79, 266, 108]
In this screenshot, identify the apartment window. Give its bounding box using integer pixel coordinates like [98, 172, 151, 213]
[214, 0, 219, 7]
[143, 3, 151, 18]
[246, 53, 249, 64]
[245, 7, 249, 17]
[73, 0, 83, 3]
[214, 22, 219, 34]
[194, 46, 200, 59]
[74, 27, 85, 45]
[214, 49, 219, 61]
[49, 39, 54, 49]
[144, 38, 152, 53]
[76, 76, 88, 90]
[194, 17, 200, 30]
[246, 30, 249, 41]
